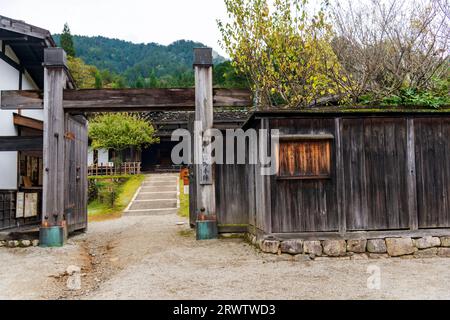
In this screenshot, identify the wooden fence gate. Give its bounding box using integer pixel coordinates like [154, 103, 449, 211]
[64, 114, 88, 233]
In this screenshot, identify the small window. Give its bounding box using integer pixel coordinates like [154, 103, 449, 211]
[277, 135, 333, 180]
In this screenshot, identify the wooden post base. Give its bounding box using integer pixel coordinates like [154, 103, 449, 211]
[196, 220, 218, 240]
[39, 225, 67, 247]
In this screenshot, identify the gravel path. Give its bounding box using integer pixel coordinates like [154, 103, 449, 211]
[1, 175, 450, 300]
[85, 214, 450, 300]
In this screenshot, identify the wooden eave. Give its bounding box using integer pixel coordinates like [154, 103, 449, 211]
[13, 113, 43, 131]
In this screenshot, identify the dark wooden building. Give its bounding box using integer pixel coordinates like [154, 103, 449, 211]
[0, 15, 87, 237]
[212, 109, 450, 240]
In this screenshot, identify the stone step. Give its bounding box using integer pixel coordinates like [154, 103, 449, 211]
[124, 208, 178, 216]
[146, 175, 178, 179]
[135, 193, 177, 201]
[142, 182, 177, 187]
[129, 200, 177, 210]
[141, 186, 177, 193]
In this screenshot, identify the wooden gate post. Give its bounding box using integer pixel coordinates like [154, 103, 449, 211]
[40, 48, 68, 246]
[193, 48, 217, 239]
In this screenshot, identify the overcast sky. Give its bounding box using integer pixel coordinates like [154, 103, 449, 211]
[0, 0, 229, 56]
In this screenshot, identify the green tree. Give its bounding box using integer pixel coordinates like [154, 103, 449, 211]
[67, 56, 100, 88]
[89, 113, 159, 162]
[214, 61, 249, 88]
[135, 76, 145, 88]
[218, 0, 347, 108]
[60, 23, 76, 57]
[94, 70, 103, 89]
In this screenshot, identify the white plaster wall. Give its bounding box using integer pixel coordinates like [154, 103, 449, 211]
[87, 149, 94, 166]
[87, 148, 110, 165]
[0, 41, 41, 190]
[98, 149, 109, 164]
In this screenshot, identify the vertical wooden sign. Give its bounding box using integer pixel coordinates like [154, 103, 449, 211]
[194, 48, 216, 217]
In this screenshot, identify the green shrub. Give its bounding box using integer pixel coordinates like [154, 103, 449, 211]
[88, 177, 128, 205]
[97, 183, 118, 207]
[88, 179, 98, 202]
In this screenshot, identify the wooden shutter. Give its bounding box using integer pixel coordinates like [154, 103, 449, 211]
[277, 135, 333, 180]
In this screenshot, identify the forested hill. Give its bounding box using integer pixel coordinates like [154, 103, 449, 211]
[53, 34, 231, 87]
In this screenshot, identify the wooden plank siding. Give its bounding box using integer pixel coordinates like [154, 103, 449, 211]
[269, 118, 339, 233]
[414, 117, 450, 228]
[215, 164, 249, 226]
[342, 118, 409, 231]
[233, 115, 449, 237]
[64, 115, 88, 232]
[215, 133, 253, 228]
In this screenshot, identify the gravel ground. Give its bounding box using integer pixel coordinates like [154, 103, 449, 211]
[1, 213, 450, 300]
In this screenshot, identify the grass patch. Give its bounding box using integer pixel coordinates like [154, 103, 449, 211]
[88, 174, 145, 221]
[178, 178, 189, 218]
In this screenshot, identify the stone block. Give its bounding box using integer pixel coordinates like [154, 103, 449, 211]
[367, 239, 387, 253]
[386, 238, 416, 257]
[20, 240, 32, 247]
[280, 240, 304, 255]
[414, 248, 438, 258]
[413, 237, 441, 249]
[323, 240, 347, 257]
[440, 237, 450, 247]
[438, 248, 450, 257]
[303, 241, 323, 257]
[7, 240, 19, 248]
[347, 239, 367, 253]
[260, 240, 280, 254]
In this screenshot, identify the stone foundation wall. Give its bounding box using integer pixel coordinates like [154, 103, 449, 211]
[0, 240, 39, 248]
[247, 235, 450, 259]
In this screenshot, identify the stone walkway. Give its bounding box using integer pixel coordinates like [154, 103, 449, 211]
[124, 173, 179, 216]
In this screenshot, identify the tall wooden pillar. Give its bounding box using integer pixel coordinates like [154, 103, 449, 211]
[194, 48, 216, 237]
[42, 48, 67, 228]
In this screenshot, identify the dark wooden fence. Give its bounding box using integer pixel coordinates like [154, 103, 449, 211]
[210, 112, 450, 238]
[64, 115, 88, 233]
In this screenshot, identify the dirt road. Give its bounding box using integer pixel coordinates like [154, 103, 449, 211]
[1, 212, 450, 300]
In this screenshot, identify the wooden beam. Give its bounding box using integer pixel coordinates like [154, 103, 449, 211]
[0, 15, 53, 41]
[13, 113, 43, 131]
[0, 49, 21, 71]
[0, 136, 43, 151]
[335, 118, 346, 235]
[42, 48, 66, 226]
[0, 35, 28, 41]
[407, 118, 418, 230]
[6, 41, 44, 47]
[1, 90, 43, 109]
[1, 88, 253, 112]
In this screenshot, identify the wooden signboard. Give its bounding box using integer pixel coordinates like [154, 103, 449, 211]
[16, 192, 25, 218]
[24, 193, 38, 218]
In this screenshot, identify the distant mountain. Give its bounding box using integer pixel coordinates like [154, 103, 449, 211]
[53, 35, 227, 87]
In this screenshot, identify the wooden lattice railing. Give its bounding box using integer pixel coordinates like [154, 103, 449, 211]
[88, 162, 141, 176]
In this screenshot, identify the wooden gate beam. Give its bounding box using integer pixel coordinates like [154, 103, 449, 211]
[1, 88, 252, 112]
